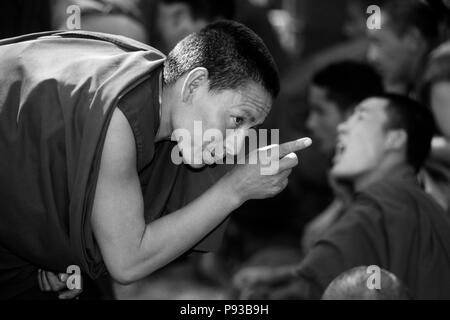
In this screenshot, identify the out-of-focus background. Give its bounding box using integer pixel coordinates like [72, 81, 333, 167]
[1, 0, 449, 299]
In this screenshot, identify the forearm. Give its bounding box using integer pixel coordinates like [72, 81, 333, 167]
[94, 112, 309, 284]
[114, 178, 241, 283]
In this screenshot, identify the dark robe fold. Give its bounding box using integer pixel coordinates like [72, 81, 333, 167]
[0, 31, 228, 299]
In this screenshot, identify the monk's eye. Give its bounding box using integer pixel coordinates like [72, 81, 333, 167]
[352, 109, 364, 121]
[232, 116, 245, 128]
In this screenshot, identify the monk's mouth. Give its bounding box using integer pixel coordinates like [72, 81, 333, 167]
[334, 140, 347, 163]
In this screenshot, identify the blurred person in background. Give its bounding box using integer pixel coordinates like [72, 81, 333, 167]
[420, 42, 450, 213]
[270, 0, 443, 250]
[233, 0, 291, 75]
[155, 0, 235, 53]
[279, 0, 381, 106]
[367, 0, 441, 95]
[234, 94, 450, 299]
[306, 61, 383, 157]
[52, 0, 149, 43]
[302, 61, 383, 252]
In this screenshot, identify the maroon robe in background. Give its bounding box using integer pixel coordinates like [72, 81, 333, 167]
[0, 31, 229, 299]
[294, 167, 450, 299]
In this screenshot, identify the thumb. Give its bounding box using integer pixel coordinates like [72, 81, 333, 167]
[58, 273, 69, 282]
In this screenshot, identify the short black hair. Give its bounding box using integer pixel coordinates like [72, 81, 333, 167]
[312, 61, 383, 113]
[375, 93, 435, 171]
[160, 0, 235, 21]
[164, 20, 280, 98]
[383, 0, 440, 46]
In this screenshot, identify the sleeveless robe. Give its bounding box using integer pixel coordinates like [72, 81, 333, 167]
[0, 31, 228, 299]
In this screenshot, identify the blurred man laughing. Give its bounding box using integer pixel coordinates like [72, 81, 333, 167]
[234, 94, 450, 300]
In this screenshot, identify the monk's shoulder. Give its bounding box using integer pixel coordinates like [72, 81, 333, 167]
[353, 178, 423, 223]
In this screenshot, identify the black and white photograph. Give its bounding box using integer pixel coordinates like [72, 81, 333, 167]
[0, 0, 450, 308]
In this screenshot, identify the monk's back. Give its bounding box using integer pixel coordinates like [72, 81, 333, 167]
[0, 31, 165, 298]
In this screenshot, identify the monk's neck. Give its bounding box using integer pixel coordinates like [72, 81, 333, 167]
[354, 161, 412, 192]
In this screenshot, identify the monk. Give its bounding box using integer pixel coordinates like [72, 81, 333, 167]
[322, 266, 410, 300]
[0, 21, 310, 299]
[234, 94, 450, 300]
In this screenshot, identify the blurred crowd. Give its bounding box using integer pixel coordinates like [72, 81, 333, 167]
[1, 0, 450, 299]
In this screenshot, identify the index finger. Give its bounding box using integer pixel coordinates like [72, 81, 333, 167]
[278, 138, 312, 159]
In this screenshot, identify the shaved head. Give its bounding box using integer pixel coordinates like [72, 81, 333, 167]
[322, 266, 410, 300]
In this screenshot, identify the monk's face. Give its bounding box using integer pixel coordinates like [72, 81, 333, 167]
[331, 98, 391, 181]
[306, 85, 349, 155]
[430, 81, 450, 140]
[172, 79, 272, 168]
[367, 14, 423, 89]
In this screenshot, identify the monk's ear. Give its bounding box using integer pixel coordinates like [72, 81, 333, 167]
[385, 129, 408, 151]
[181, 67, 209, 103]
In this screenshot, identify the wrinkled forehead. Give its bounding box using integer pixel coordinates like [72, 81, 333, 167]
[235, 82, 273, 116]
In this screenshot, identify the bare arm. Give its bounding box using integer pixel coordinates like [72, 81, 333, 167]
[92, 109, 309, 284]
